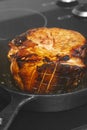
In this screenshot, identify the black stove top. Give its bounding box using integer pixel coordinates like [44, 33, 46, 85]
[8, 104, 87, 130]
[0, 0, 87, 130]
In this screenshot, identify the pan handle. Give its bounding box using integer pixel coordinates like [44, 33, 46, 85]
[0, 92, 35, 130]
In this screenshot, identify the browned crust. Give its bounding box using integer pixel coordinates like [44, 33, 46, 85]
[8, 27, 87, 94]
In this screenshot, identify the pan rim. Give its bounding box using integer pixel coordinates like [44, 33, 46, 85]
[1, 84, 87, 97]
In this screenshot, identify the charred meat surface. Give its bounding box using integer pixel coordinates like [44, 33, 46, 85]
[8, 27, 87, 94]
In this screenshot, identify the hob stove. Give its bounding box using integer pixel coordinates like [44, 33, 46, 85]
[0, 0, 87, 130]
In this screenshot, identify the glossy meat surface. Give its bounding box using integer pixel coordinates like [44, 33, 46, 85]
[8, 27, 87, 93]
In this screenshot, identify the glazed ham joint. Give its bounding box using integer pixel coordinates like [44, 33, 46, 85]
[8, 27, 87, 94]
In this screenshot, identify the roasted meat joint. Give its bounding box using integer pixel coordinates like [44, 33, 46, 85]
[8, 27, 87, 94]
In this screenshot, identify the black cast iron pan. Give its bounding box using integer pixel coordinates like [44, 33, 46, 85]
[0, 37, 87, 130]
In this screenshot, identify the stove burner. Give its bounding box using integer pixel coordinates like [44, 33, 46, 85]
[72, 3, 87, 17]
[57, 0, 78, 7]
[0, 8, 47, 40]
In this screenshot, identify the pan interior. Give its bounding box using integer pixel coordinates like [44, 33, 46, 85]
[0, 38, 87, 96]
[0, 16, 87, 96]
